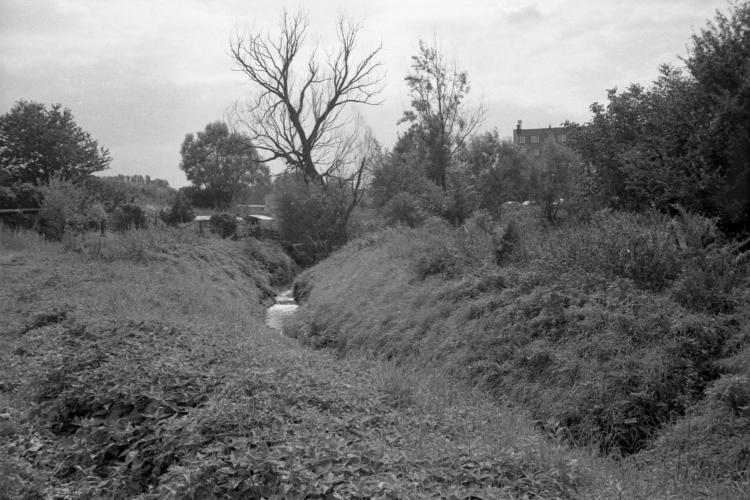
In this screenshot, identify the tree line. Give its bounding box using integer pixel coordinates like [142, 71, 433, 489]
[1, 3, 748, 257]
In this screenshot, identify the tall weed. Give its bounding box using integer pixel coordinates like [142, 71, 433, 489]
[292, 207, 750, 486]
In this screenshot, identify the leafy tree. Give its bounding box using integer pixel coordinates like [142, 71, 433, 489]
[571, 3, 750, 231]
[179, 121, 268, 209]
[685, 1, 750, 231]
[0, 100, 110, 185]
[370, 127, 431, 208]
[460, 130, 531, 217]
[570, 67, 717, 212]
[400, 39, 484, 189]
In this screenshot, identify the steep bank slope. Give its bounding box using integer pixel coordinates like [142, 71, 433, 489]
[1, 229, 586, 499]
[291, 210, 750, 495]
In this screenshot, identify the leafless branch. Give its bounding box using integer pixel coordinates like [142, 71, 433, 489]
[229, 9, 384, 184]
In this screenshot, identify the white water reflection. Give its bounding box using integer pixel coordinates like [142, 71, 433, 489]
[265, 290, 298, 332]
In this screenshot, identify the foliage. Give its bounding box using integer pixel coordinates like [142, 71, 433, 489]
[570, 68, 716, 214]
[291, 207, 750, 488]
[372, 130, 483, 227]
[0, 228, 586, 500]
[272, 173, 351, 265]
[0, 181, 42, 229]
[111, 203, 147, 231]
[0, 100, 110, 185]
[570, 3, 750, 232]
[400, 39, 483, 189]
[369, 127, 432, 209]
[382, 192, 424, 227]
[37, 178, 105, 240]
[460, 130, 531, 217]
[180, 121, 268, 209]
[685, 1, 750, 232]
[0, 182, 42, 211]
[159, 192, 195, 226]
[84, 175, 175, 211]
[208, 213, 237, 238]
[418, 168, 479, 226]
[535, 140, 581, 222]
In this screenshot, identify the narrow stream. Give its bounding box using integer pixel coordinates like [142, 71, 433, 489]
[265, 289, 298, 333]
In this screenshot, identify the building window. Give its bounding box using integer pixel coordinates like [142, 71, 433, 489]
[519, 136, 526, 144]
[531, 135, 539, 143]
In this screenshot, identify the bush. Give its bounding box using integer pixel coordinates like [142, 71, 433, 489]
[209, 213, 237, 238]
[111, 203, 147, 231]
[160, 194, 195, 226]
[272, 174, 349, 265]
[382, 192, 423, 227]
[0, 182, 42, 210]
[291, 206, 750, 473]
[531, 210, 683, 291]
[38, 178, 104, 240]
[672, 249, 742, 313]
[492, 220, 520, 266]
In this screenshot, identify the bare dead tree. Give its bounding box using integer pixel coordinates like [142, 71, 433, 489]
[229, 10, 384, 185]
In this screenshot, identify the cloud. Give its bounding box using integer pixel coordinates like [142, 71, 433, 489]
[0, 0, 731, 186]
[506, 4, 542, 24]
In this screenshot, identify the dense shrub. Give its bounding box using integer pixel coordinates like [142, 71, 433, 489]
[209, 213, 237, 238]
[160, 193, 195, 226]
[492, 220, 520, 265]
[0, 181, 41, 229]
[84, 175, 175, 211]
[272, 174, 350, 265]
[0, 182, 42, 209]
[111, 203, 147, 231]
[526, 210, 684, 291]
[38, 178, 105, 240]
[291, 207, 750, 479]
[382, 192, 423, 227]
[672, 249, 743, 313]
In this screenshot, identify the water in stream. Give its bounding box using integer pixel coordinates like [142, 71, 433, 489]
[265, 290, 298, 332]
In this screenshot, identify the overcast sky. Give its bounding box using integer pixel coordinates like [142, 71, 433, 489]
[0, 0, 729, 187]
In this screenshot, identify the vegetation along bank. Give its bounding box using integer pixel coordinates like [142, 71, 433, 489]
[1, 227, 605, 499]
[290, 206, 750, 497]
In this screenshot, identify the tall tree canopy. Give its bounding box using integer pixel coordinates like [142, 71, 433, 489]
[400, 39, 484, 190]
[179, 121, 268, 208]
[459, 130, 532, 216]
[685, 1, 750, 231]
[230, 9, 383, 184]
[0, 100, 110, 186]
[570, 3, 750, 231]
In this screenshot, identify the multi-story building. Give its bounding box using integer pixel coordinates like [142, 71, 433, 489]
[512, 120, 570, 158]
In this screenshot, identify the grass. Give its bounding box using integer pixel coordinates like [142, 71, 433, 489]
[1, 226, 595, 498]
[289, 207, 750, 498]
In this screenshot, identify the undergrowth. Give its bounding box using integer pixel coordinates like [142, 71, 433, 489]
[290, 207, 750, 497]
[0, 226, 588, 498]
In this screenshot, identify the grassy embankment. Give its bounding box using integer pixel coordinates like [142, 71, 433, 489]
[2, 226, 597, 498]
[290, 207, 750, 498]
